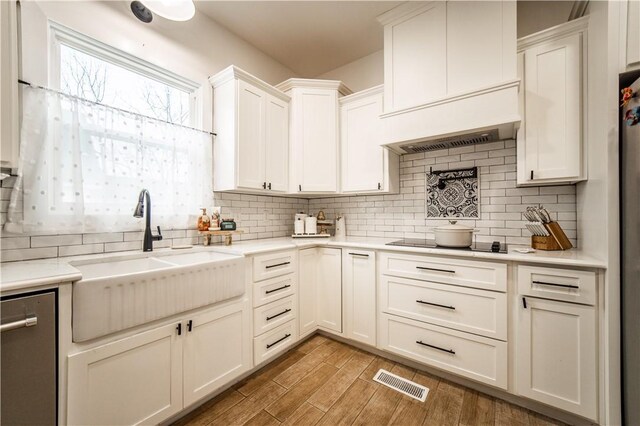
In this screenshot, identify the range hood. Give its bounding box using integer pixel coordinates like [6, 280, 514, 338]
[381, 80, 521, 155]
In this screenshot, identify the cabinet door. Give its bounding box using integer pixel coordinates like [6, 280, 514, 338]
[183, 302, 251, 407]
[67, 323, 183, 425]
[343, 250, 376, 346]
[523, 33, 583, 182]
[383, 2, 446, 112]
[627, 0, 640, 67]
[317, 247, 342, 333]
[293, 88, 338, 192]
[265, 94, 289, 192]
[237, 80, 266, 190]
[298, 247, 318, 337]
[341, 92, 385, 193]
[516, 297, 597, 420]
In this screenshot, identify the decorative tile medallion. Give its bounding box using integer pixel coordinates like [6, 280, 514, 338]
[426, 167, 479, 218]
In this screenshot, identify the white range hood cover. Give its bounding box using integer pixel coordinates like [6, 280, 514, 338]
[381, 80, 521, 154]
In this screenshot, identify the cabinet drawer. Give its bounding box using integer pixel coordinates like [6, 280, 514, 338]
[253, 250, 296, 282]
[517, 265, 596, 305]
[379, 314, 507, 389]
[380, 276, 507, 340]
[253, 296, 296, 336]
[254, 320, 298, 366]
[254, 273, 296, 307]
[380, 252, 507, 292]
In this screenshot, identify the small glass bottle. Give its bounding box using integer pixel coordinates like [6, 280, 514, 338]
[197, 208, 211, 231]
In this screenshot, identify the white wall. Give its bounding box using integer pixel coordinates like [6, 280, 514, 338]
[315, 50, 383, 92]
[19, 1, 296, 131]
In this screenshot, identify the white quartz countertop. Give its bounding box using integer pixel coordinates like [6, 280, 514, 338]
[1, 236, 606, 294]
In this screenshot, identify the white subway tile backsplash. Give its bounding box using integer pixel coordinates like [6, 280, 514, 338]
[83, 233, 124, 244]
[31, 234, 83, 248]
[59, 244, 104, 257]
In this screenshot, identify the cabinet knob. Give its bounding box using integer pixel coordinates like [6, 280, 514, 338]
[378, 182, 381, 190]
[530, 170, 534, 180]
[268, 182, 272, 190]
[176, 323, 182, 336]
[299, 184, 302, 192]
[262, 182, 267, 189]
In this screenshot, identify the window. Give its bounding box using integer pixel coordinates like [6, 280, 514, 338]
[49, 21, 200, 126]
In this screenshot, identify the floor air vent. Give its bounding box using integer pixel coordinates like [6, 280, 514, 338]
[400, 129, 500, 154]
[373, 369, 429, 402]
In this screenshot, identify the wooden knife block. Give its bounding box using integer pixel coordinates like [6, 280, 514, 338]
[531, 222, 573, 251]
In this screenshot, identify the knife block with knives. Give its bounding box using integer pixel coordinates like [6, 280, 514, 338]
[525, 206, 573, 251]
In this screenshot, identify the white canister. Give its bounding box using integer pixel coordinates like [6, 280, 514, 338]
[304, 216, 317, 235]
[294, 217, 305, 235]
[294, 212, 306, 222]
[335, 215, 346, 237]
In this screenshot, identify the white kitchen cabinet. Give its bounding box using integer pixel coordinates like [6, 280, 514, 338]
[276, 79, 351, 194]
[68, 300, 251, 425]
[67, 322, 183, 425]
[340, 86, 399, 194]
[517, 19, 588, 185]
[0, 0, 19, 169]
[316, 247, 342, 333]
[625, 0, 640, 68]
[516, 296, 597, 420]
[378, 1, 516, 113]
[183, 303, 252, 407]
[210, 66, 289, 193]
[298, 247, 342, 336]
[342, 249, 376, 346]
[298, 247, 318, 337]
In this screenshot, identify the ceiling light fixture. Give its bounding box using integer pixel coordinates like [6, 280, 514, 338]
[131, 1, 153, 23]
[139, 0, 195, 22]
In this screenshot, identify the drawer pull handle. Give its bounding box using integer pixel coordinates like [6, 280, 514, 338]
[349, 252, 369, 257]
[267, 333, 292, 349]
[532, 280, 579, 289]
[416, 300, 455, 310]
[0, 315, 37, 333]
[267, 309, 292, 321]
[416, 266, 455, 274]
[265, 284, 291, 294]
[416, 340, 455, 355]
[266, 261, 291, 269]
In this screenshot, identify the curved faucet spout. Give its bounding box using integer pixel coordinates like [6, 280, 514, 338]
[133, 189, 162, 251]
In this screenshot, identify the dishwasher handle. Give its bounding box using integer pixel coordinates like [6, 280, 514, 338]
[1, 315, 37, 333]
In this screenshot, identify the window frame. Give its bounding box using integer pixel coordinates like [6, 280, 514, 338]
[47, 20, 202, 128]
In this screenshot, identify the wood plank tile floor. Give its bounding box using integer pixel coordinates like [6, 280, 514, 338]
[172, 335, 566, 426]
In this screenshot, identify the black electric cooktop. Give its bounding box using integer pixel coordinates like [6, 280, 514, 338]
[386, 239, 508, 254]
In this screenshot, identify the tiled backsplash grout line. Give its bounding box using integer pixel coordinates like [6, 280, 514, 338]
[0, 140, 577, 262]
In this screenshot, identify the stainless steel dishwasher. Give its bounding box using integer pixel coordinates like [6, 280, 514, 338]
[1, 290, 57, 425]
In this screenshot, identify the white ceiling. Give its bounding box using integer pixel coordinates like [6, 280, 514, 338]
[195, 1, 401, 77]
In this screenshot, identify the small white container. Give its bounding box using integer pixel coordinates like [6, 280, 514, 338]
[304, 216, 317, 234]
[335, 215, 346, 237]
[294, 217, 305, 235]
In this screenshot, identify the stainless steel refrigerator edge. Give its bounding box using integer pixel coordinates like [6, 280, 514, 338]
[621, 75, 640, 426]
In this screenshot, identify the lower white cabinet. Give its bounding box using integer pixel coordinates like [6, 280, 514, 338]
[316, 247, 342, 333]
[67, 301, 251, 425]
[183, 303, 252, 407]
[342, 249, 376, 346]
[516, 296, 597, 420]
[298, 247, 342, 336]
[299, 248, 318, 337]
[379, 313, 508, 390]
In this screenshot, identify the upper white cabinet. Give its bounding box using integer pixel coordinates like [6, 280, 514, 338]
[0, 0, 19, 169]
[210, 66, 290, 193]
[276, 79, 351, 194]
[340, 85, 399, 194]
[377, 1, 520, 150]
[517, 18, 588, 186]
[624, 0, 640, 69]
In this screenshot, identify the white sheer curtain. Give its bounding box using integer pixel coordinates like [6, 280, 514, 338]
[5, 85, 212, 234]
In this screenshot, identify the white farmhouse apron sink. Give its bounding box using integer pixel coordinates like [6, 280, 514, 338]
[72, 251, 245, 342]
